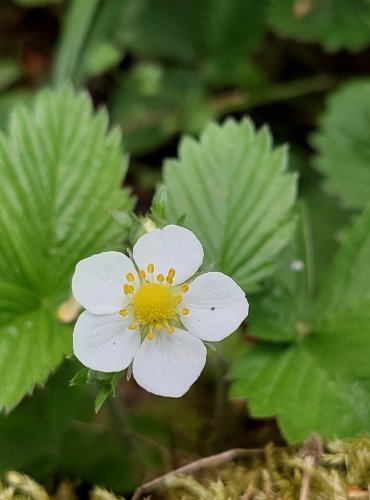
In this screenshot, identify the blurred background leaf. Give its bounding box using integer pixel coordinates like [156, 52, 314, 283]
[0, 60, 22, 91]
[117, 0, 268, 73]
[110, 64, 212, 154]
[269, 0, 370, 52]
[0, 361, 141, 492]
[13, 0, 62, 6]
[311, 79, 370, 209]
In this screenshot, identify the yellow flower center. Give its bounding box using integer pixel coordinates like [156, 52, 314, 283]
[132, 282, 177, 325]
[119, 264, 191, 339]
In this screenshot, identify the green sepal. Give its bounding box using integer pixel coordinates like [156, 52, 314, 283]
[94, 372, 123, 413]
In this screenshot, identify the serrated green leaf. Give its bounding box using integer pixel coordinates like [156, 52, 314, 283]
[269, 0, 370, 52]
[164, 118, 297, 292]
[311, 80, 370, 209]
[230, 204, 370, 442]
[0, 86, 130, 410]
[230, 332, 370, 443]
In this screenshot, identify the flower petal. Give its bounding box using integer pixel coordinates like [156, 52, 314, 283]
[73, 311, 140, 372]
[133, 225, 204, 285]
[72, 251, 138, 314]
[132, 328, 207, 397]
[181, 272, 248, 341]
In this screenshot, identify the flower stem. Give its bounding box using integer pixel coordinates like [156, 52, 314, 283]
[210, 74, 335, 116]
[108, 394, 152, 473]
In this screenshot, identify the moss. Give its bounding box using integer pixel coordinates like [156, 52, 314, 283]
[1, 436, 369, 499]
[150, 436, 369, 499]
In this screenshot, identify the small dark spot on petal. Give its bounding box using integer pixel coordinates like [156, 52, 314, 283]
[113, 342, 116, 345]
[211, 306, 215, 311]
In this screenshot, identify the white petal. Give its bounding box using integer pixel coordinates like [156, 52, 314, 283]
[132, 328, 207, 397]
[133, 225, 203, 285]
[73, 311, 140, 372]
[72, 251, 138, 314]
[181, 272, 248, 341]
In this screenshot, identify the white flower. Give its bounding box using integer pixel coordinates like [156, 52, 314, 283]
[72, 225, 249, 397]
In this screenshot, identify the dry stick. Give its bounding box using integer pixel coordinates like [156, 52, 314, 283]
[299, 454, 316, 500]
[132, 447, 265, 500]
[299, 433, 323, 500]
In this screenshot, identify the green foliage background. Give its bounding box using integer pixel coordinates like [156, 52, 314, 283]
[0, 0, 369, 496]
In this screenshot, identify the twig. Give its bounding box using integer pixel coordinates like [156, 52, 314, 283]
[121, 75, 335, 138]
[299, 454, 316, 500]
[132, 447, 265, 500]
[210, 74, 335, 116]
[299, 433, 323, 500]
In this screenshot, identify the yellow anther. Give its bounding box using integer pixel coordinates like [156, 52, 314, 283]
[126, 272, 135, 282]
[166, 276, 173, 284]
[128, 323, 137, 330]
[119, 308, 128, 316]
[123, 284, 130, 294]
[174, 294, 182, 304]
[155, 323, 163, 331]
[125, 284, 134, 293]
[157, 274, 165, 282]
[181, 308, 189, 315]
[168, 268, 176, 278]
[147, 263, 154, 273]
[147, 332, 154, 340]
[139, 270, 146, 280]
[181, 283, 189, 293]
[167, 325, 174, 334]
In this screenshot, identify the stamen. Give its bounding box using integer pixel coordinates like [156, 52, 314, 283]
[139, 270, 146, 280]
[119, 308, 128, 316]
[167, 325, 174, 334]
[126, 272, 135, 282]
[181, 308, 189, 315]
[168, 268, 176, 278]
[147, 263, 154, 274]
[166, 276, 173, 284]
[157, 274, 165, 283]
[123, 284, 135, 294]
[155, 323, 163, 331]
[128, 323, 137, 330]
[181, 283, 189, 293]
[174, 294, 182, 304]
[147, 331, 154, 340]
